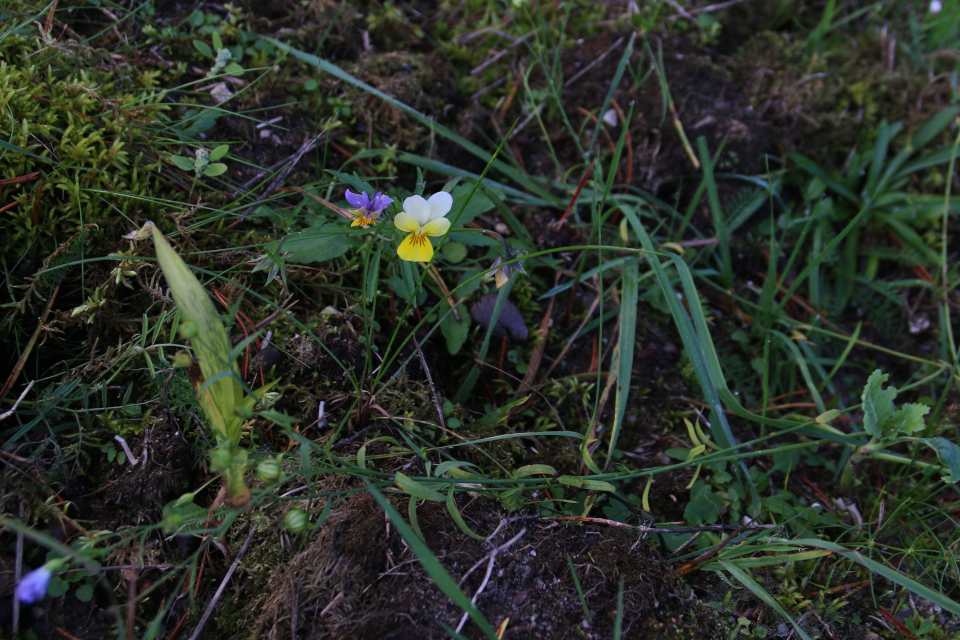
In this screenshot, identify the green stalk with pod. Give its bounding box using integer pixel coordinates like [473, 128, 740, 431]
[152, 225, 274, 508]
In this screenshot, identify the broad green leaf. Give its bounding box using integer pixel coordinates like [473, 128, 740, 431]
[152, 228, 250, 507]
[441, 241, 468, 263]
[889, 403, 930, 435]
[441, 303, 470, 355]
[283, 226, 359, 263]
[193, 39, 213, 58]
[918, 438, 960, 483]
[861, 369, 896, 438]
[684, 481, 721, 525]
[171, 155, 195, 171]
[203, 163, 228, 177]
[449, 183, 496, 228]
[209, 144, 229, 161]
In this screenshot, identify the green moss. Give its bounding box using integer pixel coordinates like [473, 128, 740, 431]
[0, 36, 177, 268]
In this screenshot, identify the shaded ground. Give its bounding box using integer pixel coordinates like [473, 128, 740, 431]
[247, 491, 721, 639]
[2, 2, 959, 640]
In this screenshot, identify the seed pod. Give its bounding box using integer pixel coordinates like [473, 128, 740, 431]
[257, 458, 281, 484]
[284, 508, 308, 534]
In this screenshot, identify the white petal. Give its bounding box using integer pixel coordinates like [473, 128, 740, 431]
[402, 195, 431, 225]
[426, 191, 453, 220]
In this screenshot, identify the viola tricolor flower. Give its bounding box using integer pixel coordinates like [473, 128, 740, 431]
[16, 565, 53, 604]
[345, 189, 393, 227]
[489, 244, 527, 289]
[394, 192, 453, 262]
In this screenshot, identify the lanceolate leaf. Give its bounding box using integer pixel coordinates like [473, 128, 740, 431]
[153, 227, 244, 444]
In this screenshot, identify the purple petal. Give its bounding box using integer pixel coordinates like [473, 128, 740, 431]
[369, 192, 393, 212]
[344, 189, 371, 210]
[16, 567, 52, 604]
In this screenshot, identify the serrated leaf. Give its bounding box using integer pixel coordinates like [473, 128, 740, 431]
[861, 369, 896, 438]
[209, 144, 229, 161]
[204, 163, 228, 177]
[918, 438, 960, 483]
[171, 155, 195, 171]
[889, 403, 930, 435]
[395, 472, 447, 501]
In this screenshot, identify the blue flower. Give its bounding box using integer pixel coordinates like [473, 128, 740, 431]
[16, 566, 52, 604]
[345, 189, 393, 227]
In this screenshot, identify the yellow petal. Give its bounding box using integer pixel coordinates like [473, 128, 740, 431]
[394, 212, 422, 233]
[397, 233, 434, 262]
[351, 216, 373, 227]
[422, 217, 450, 237]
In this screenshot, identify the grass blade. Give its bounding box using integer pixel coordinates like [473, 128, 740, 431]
[364, 480, 497, 639]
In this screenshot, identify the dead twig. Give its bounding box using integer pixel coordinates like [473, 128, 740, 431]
[455, 528, 528, 634]
[187, 525, 258, 640]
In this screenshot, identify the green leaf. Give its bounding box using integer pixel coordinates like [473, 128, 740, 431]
[209, 144, 229, 161]
[47, 576, 69, 598]
[211, 31, 223, 51]
[152, 228, 250, 507]
[225, 62, 244, 76]
[440, 303, 470, 355]
[203, 163, 228, 177]
[605, 257, 639, 471]
[474, 396, 529, 428]
[193, 39, 213, 58]
[446, 487, 486, 540]
[861, 369, 896, 438]
[75, 583, 94, 602]
[449, 183, 496, 227]
[513, 464, 556, 479]
[171, 155, 195, 171]
[395, 472, 447, 502]
[911, 105, 960, 149]
[283, 226, 359, 263]
[557, 475, 617, 493]
[684, 481, 721, 525]
[918, 438, 960, 483]
[441, 241, 468, 263]
[889, 403, 930, 435]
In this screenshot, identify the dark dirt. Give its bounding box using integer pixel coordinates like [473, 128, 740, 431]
[247, 491, 723, 640]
